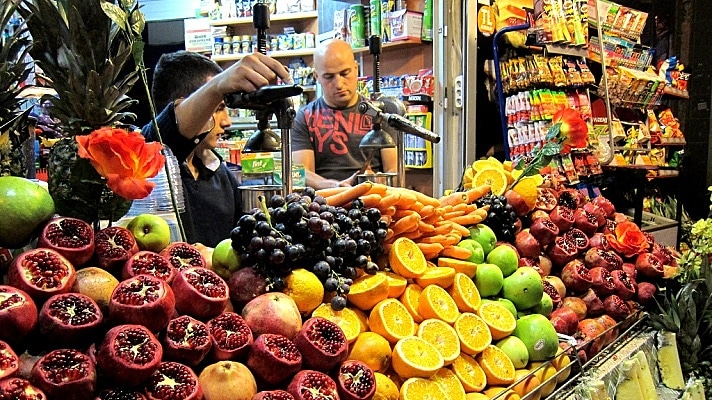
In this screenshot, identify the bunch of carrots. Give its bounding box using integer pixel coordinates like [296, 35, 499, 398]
[316, 182, 491, 260]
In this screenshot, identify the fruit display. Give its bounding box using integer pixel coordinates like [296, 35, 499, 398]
[0, 175, 681, 400]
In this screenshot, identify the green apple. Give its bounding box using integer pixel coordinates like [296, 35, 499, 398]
[468, 224, 497, 255]
[457, 239, 485, 264]
[473, 263, 503, 298]
[212, 238, 241, 279]
[501, 266, 543, 310]
[486, 244, 519, 277]
[496, 336, 529, 369]
[126, 213, 171, 253]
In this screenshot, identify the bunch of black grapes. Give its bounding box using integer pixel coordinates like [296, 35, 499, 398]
[474, 193, 518, 242]
[230, 187, 388, 310]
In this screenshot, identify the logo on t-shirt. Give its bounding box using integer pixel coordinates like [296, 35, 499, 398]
[303, 107, 372, 155]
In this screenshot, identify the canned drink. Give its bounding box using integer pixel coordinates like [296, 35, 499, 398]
[270, 36, 279, 52]
[369, 0, 382, 37]
[241, 35, 251, 53]
[232, 36, 241, 53]
[223, 36, 232, 54]
[349, 4, 366, 48]
[213, 37, 223, 55]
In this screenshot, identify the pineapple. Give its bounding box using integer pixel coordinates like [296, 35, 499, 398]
[0, 1, 33, 177]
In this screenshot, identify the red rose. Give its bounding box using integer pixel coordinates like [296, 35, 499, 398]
[605, 221, 649, 258]
[552, 108, 588, 152]
[76, 127, 165, 200]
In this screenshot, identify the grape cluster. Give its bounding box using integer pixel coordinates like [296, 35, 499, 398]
[474, 193, 518, 242]
[230, 187, 388, 310]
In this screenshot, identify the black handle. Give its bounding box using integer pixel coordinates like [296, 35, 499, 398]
[384, 113, 440, 143]
[224, 84, 303, 109]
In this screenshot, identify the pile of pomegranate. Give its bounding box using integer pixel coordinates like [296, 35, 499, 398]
[0, 217, 373, 400]
[511, 187, 676, 359]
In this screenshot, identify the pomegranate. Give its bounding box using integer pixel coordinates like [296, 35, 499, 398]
[247, 334, 302, 385]
[583, 202, 606, 228]
[29, 348, 96, 400]
[199, 360, 256, 400]
[37, 217, 95, 267]
[558, 189, 585, 210]
[0, 286, 38, 344]
[529, 217, 559, 246]
[602, 295, 631, 321]
[160, 242, 206, 271]
[0, 377, 46, 399]
[97, 324, 163, 387]
[636, 282, 657, 305]
[514, 230, 541, 259]
[0, 341, 18, 380]
[653, 244, 678, 267]
[595, 314, 619, 347]
[242, 292, 303, 339]
[546, 236, 579, 267]
[518, 257, 544, 277]
[94, 226, 139, 271]
[549, 307, 579, 335]
[207, 312, 253, 361]
[573, 209, 598, 237]
[122, 251, 177, 284]
[529, 209, 550, 223]
[635, 252, 665, 279]
[584, 248, 623, 272]
[602, 218, 617, 234]
[588, 233, 609, 250]
[8, 248, 76, 303]
[38, 293, 103, 348]
[252, 390, 295, 400]
[544, 276, 566, 299]
[550, 206, 575, 232]
[538, 255, 553, 276]
[643, 232, 656, 251]
[534, 188, 558, 212]
[108, 274, 176, 333]
[579, 289, 605, 317]
[144, 362, 203, 400]
[95, 388, 147, 399]
[610, 270, 637, 300]
[228, 267, 268, 311]
[294, 317, 348, 373]
[621, 263, 637, 281]
[164, 316, 212, 367]
[334, 360, 376, 400]
[592, 196, 616, 218]
[564, 228, 590, 254]
[577, 318, 606, 357]
[542, 280, 562, 309]
[560, 260, 593, 293]
[287, 370, 339, 400]
[504, 189, 530, 217]
[561, 297, 587, 321]
[588, 267, 616, 297]
[172, 267, 229, 321]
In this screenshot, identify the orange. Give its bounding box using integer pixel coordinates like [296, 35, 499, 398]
[389, 237, 428, 279]
[512, 178, 539, 210]
[474, 168, 508, 196]
[430, 368, 466, 400]
[399, 377, 447, 400]
[453, 313, 491, 355]
[349, 331, 393, 373]
[476, 301, 517, 340]
[418, 285, 460, 324]
[512, 369, 541, 400]
[451, 354, 487, 392]
[528, 361, 557, 397]
[417, 319, 461, 365]
[352, 306, 370, 333]
[414, 266, 456, 288]
[465, 394, 489, 400]
[284, 268, 324, 315]
[348, 272, 390, 311]
[447, 272, 482, 313]
[374, 372, 399, 400]
[551, 347, 572, 383]
[312, 304, 363, 344]
[383, 271, 408, 298]
[391, 336, 444, 379]
[369, 299, 416, 344]
[476, 345, 516, 386]
[72, 267, 119, 310]
[483, 387, 521, 400]
[399, 283, 425, 323]
[437, 257, 478, 278]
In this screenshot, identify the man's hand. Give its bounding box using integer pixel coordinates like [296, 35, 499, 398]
[217, 53, 293, 94]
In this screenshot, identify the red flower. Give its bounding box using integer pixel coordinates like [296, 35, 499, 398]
[76, 127, 165, 200]
[552, 108, 588, 153]
[605, 221, 649, 258]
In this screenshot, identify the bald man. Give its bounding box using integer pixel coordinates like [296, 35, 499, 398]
[291, 39, 398, 189]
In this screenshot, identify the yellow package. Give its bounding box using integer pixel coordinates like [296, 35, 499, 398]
[548, 56, 567, 87]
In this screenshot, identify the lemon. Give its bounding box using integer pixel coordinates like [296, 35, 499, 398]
[283, 268, 324, 315]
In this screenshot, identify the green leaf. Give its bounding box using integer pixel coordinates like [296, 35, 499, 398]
[545, 123, 561, 142]
[121, 0, 137, 8]
[130, 9, 146, 36]
[101, 2, 128, 31]
[541, 142, 562, 157]
[131, 40, 145, 68]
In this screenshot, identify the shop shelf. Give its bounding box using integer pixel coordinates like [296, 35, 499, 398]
[209, 11, 318, 26]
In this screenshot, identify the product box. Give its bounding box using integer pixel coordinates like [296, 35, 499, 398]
[240, 152, 274, 174]
[389, 10, 423, 42]
[299, 0, 315, 12]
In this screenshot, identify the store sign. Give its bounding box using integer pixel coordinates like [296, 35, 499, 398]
[184, 18, 212, 53]
[477, 6, 495, 36]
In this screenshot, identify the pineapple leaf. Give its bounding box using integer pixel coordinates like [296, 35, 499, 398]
[100, 2, 127, 30]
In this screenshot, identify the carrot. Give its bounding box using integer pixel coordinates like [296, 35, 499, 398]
[417, 242, 445, 255]
[465, 204, 479, 214]
[435, 222, 457, 235]
[422, 213, 442, 225]
[378, 193, 402, 210]
[439, 204, 454, 214]
[443, 210, 466, 219]
[419, 204, 436, 218]
[315, 186, 349, 198]
[382, 206, 397, 216]
[393, 209, 417, 220]
[402, 230, 424, 240]
[466, 185, 491, 203]
[440, 245, 472, 260]
[443, 234, 461, 246]
[324, 181, 373, 207]
[422, 251, 441, 261]
[367, 183, 389, 196]
[385, 229, 395, 242]
[419, 234, 448, 244]
[449, 222, 471, 237]
[395, 190, 418, 207]
[391, 212, 421, 237]
[418, 221, 436, 233]
[413, 191, 441, 208]
[360, 193, 382, 209]
[380, 215, 393, 225]
[449, 213, 486, 227]
[407, 201, 424, 213]
[453, 203, 468, 212]
[439, 191, 468, 207]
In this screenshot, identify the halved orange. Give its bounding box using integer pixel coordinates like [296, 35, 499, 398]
[311, 304, 363, 344]
[451, 354, 487, 392]
[417, 319, 461, 365]
[474, 168, 508, 196]
[414, 266, 456, 288]
[483, 387, 521, 400]
[430, 368, 466, 400]
[453, 312, 491, 355]
[418, 285, 460, 324]
[369, 298, 416, 344]
[348, 272, 390, 311]
[447, 272, 482, 313]
[476, 345, 516, 386]
[476, 301, 517, 340]
[399, 283, 425, 323]
[399, 377, 447, 400]
[391, 336, 444, 379]
[437, 257, 478, 278]
[388, 237, 428, 278]
[382, 271, 407, 298]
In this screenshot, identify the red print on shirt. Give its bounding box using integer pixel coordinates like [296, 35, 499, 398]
[304, 108, 372, 155]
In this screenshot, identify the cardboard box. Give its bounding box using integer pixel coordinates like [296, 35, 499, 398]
[390, 10, 422, 42]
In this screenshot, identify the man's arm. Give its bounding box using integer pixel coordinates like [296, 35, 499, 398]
[293, 149, 352, 189]
[380, 147, 398, 173]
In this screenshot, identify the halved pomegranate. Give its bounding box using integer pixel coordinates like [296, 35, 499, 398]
[610, 270, 637, 300]
[95, 388, 147, 399]
[583, 202, 606, 228]
[287, 370, 338, 400]
[530, 217, 559, 246]
[588, 267, 616, 297]
[573, 209, 598, 237]
[546, 235, 579, 267]
[94, 226, 139, 271]
[603, 295, 631, 321]
[635, 252, 665, 279]
[38, 292, 103, 348]
[592, 196, 616, 218]
[0, 341, 18, 380]
[207, 312, 253, 361]
[588, 233, 609, 250]
[253, 390, 295, 400]
[144, 362, 202, 400]
[163, 316, 212, 367]
[29, 348, 96, 400]
[584, 248, 623, 271]
[560, 259, 593, 293]
[8, 248, 76, 303]
[293, 317, 348, 373]
[247, 333, 302, 385]
[558, 189, 585, 210]
[534, 188, 558, 212]
[160, 242, 206, 271]
[564, 228, 590, 254]
[0, 286, 38, 344]
[96, 324, 163, 387]
[108, 274, 176, 333]
[0, 377, 46, 399]
[550, 206, 575, 232]
[37, 217, 95, 267]
[122, 251, 177, 284]
[334, 360, 376, 400]
[172, 267, 229, 321]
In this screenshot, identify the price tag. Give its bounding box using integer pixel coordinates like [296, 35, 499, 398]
[478, 6, 495, 36]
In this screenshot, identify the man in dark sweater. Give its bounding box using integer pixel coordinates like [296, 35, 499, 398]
[141, 51, 292, 247]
